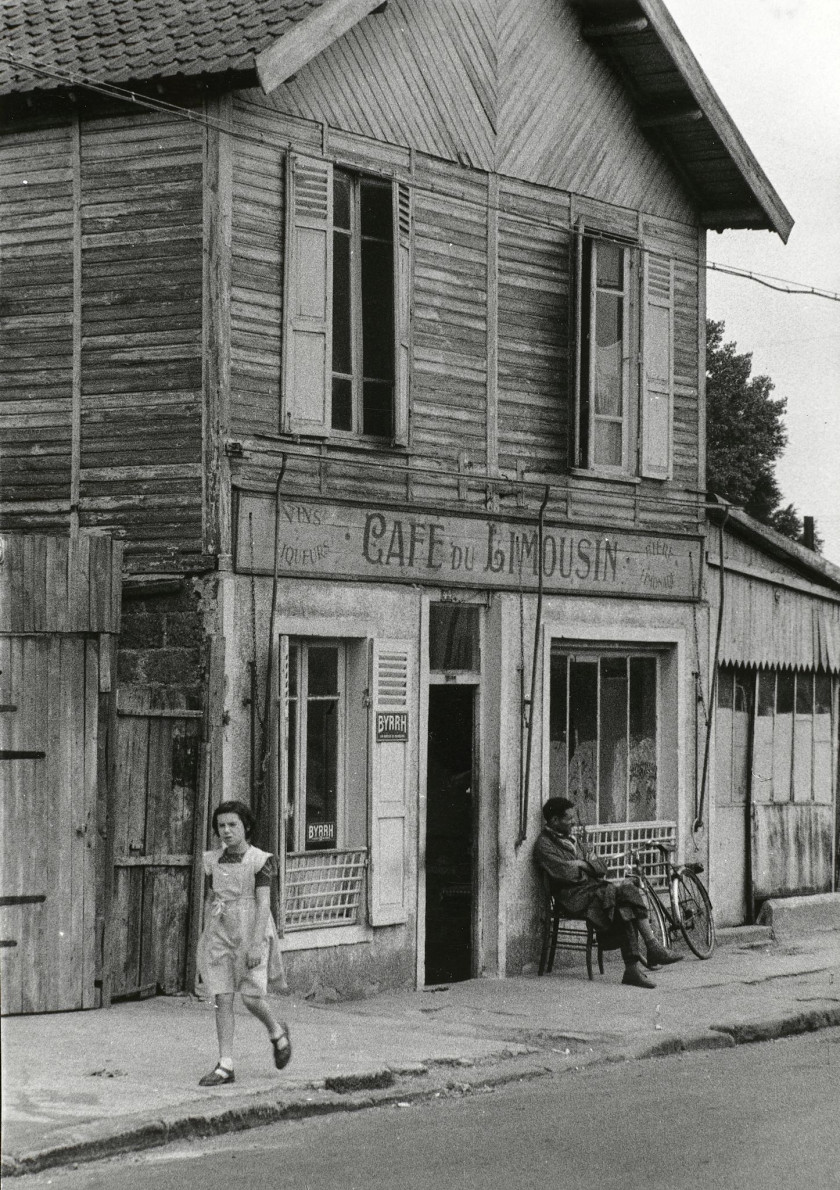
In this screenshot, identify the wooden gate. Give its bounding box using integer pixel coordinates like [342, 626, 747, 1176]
[108, 691, 206, 998]
[0, 534, 121, 1015]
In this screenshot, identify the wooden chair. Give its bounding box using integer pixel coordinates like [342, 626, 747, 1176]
[537, 872, 605, 980]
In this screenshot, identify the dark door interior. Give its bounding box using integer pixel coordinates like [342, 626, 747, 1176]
[425, 686, 474, 984]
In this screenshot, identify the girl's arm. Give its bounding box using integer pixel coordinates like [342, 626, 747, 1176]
[246, 885, 272, 967]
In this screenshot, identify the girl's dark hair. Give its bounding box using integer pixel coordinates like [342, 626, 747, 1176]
[542, 797, 575, 822]
[212, 800, 255, 840]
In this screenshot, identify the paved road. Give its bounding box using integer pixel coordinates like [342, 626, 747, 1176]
[19, 1028, 840, 1190]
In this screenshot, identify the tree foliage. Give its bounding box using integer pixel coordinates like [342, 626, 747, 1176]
[705, 319, 819, 548]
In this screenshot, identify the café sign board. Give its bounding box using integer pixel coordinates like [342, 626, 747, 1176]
[235, 494, 701, 600]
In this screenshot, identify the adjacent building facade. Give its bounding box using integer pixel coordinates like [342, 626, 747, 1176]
[1, 0, 804, 1010]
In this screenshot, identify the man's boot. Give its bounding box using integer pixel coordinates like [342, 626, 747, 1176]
[621, 963, 656, 989]
[646, 940, 683, 969]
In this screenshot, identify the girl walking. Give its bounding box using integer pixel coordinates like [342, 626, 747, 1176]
[197, 800, 291, 1086]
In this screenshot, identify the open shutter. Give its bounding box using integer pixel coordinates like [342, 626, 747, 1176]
[283, 154, 333, 436]
[640, 251, 674, 479]
[368, 639, 413, 926]
[572, 221, 586, 469]
[392, 181, 411, 447]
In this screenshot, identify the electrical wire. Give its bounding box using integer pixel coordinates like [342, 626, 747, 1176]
[3, 47, 840, 305]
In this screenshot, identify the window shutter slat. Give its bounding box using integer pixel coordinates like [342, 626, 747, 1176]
[392, 181, 411, 447]
[641, 252, 674, 479]
[283, 155, 333, 436]
[368, 639, 412, 926]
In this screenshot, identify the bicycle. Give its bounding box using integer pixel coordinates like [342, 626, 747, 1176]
[627, 843, 716, 960]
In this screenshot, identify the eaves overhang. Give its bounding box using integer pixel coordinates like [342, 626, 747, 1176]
[570, 0, 794, 242]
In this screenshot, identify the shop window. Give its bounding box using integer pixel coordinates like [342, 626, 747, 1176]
[549, 650, 658, 824]
[282, 639, 369, 930]
[574, 229, 674, 480]
[283, 155, 410, 444]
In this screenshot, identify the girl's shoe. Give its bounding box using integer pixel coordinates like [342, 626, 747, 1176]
[272, 1026, 292, 1070]
[199, 1064, 236, 1086]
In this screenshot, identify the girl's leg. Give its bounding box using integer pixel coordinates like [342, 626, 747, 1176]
[241, 993, 282, 1037]
[242, 995, 292, 1069]
[214, 993, 236, 1067]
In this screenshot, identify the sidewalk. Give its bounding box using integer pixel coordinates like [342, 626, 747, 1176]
[3, 925, 840, 1176]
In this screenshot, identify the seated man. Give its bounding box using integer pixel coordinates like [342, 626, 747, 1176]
[534, 797, 681, 989]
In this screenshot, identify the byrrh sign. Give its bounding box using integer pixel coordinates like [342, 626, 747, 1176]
[235, 494, 701, 600]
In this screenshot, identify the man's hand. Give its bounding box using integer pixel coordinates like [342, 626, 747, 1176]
[245, 944, 263, 969]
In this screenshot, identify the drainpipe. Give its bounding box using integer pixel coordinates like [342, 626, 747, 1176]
[695, 505, 729, 832]
[517, 485, 551, 847]
[258, 457, 287, 869]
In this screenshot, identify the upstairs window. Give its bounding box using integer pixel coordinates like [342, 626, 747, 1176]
[574, 228, 675, 481]
[283, 155, 411, 445]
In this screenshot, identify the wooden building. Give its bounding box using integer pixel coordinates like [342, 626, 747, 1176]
[1, 0, 793, 1006]
[706, 507, 840, 927]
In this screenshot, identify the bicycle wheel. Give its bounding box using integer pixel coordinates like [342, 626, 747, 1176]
[638, 877, 669, 960]
[675, 868, 715, 958]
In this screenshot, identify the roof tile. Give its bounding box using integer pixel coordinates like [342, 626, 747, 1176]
[0, 0, 331, 95]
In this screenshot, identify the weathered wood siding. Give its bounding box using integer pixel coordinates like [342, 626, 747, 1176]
[0, 118, 75, 522]
[229, 100, 287, 439]
[79, 111, 205, 565]
[411, 158, 488, 474]
[0, 107, 206, 571]
[0, 533, 122, 1015]
[259, 0, 693, 221]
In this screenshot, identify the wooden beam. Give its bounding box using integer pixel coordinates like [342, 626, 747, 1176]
[701, 208, 768, 229]
[581, 16, 649, 39]
[257, 0, 384, 93]
[638, 105, 703, 129]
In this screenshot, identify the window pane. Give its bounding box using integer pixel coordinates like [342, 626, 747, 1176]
[360, 179, 392, 240]
[308, 646, 338, 697]
[332, 229, 352, 377]
[333, 171, 351, 231]
[629, 657, 657, 820]
[305, 698, 338, 850]
[286, 698, 298, 851]
[332, 377, 352, 431]
[776, 670, 795, 714]
[796, 672, 813, 714]
[815, 672, 832, 714]
[594, 420, 622, 467]
[599, 657, 628, 823]
[596, 241, 623, 289]
[549, 654, 568, 799]
[594, 292, 623, 416]
[361, 239, 394, 381]
[757, 670, 775, 716]
[429, 605, 479, 671]
[363, 381, 393, 438]
[717, 667, 734, 710]
[568, 661, 598, 824]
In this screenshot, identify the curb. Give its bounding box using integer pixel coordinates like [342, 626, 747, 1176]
[3, 1003, 840, 1177]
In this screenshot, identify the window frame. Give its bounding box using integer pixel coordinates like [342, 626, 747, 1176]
[572, 223, 674, 481]
[285, 638, 347, 853]
[282, 153, 411, 447]
[549, 646, 661, 825]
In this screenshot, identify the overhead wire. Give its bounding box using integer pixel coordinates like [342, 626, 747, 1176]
[2, 47, 840, 304]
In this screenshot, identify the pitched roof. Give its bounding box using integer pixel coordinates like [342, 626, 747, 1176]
[0, 0, 792, 241]
[0, 0, 325, 95]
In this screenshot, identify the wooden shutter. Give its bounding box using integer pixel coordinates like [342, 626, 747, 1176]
[392, 180, 411, 447]
[640, 251, 674, 479]
[283, 155, 333, 436]
[368, 639, 413, 926]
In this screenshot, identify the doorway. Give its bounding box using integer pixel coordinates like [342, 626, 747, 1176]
[424, 686, 475, 984]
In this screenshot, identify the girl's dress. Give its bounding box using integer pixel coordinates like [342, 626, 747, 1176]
[197, 844, 287, 997]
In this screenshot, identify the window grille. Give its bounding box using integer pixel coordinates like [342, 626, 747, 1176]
[284, 848, 368, 930]
[584, 820, 676, 892]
